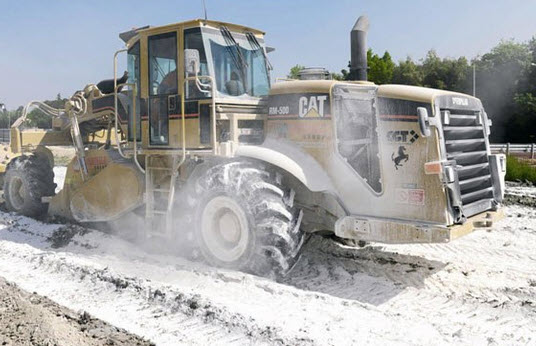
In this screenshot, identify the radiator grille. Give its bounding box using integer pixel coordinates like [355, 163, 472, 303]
[442, 109, 494, 217]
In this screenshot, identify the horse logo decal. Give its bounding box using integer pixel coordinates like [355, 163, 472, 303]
[391, 146, 409, 170]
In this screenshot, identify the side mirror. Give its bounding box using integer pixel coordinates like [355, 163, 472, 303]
[184, 49, 200, 76]
[417, 107, 431, 137]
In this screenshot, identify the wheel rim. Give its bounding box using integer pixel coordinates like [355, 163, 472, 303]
[8, 176, 25, 210]
[201, 195, 250, 263]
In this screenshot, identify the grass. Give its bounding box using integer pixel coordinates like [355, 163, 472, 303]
[505, 155, 536, 184]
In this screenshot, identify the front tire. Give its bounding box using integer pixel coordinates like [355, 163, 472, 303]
[3, 155, 55, 217]
[187, 160, 305, 277]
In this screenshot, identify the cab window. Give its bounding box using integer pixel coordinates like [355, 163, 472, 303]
[148, 32, 177, 145]
[184, 28, 209, 99]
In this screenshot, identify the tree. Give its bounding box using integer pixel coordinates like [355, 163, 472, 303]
[420, 50, 470, 92]
[331, 69, 348, 80]
[366, 49, 395, 84]
[392, 57, 423, 86]
[287, 65, 305, 79]
[0, 107, 21, 128]
[475, 40, 532, 141]
[25, 94, 68, 129]
[506, 93, 536, 142]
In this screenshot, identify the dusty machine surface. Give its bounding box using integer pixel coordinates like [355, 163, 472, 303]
[0, 16, 506, 277]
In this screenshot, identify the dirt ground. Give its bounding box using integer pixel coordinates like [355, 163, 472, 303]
[0, 277, 152, 346]
[0, 170, 534, 345]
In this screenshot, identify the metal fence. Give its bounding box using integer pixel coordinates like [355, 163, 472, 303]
[0, 129, 9, 143]
[490, 143, 535, 159]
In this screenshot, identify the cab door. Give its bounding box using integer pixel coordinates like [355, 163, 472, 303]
[147, 32, 178, 146]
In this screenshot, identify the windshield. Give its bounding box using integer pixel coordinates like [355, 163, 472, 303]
[201, 27, 270, 98]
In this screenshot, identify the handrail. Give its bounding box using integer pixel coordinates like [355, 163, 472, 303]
[68, 106, 88, 181]
[113, 83, 129, 159]
[128, 84, 144, 174]
[112, 82, 145, 173]
[113, 48, 128, 159]
[179, 87, 187, 166]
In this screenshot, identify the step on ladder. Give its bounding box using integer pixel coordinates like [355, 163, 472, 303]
[145, 154, 181, 238]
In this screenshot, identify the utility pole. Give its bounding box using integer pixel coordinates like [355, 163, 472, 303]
[472, 63, 476, 97]
[0, 103, 6, 128]
[0, 103, 7, 142]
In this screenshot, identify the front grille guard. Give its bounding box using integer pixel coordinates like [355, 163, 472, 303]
[441, 160, 466, 224]
[430, 99, 500, 224]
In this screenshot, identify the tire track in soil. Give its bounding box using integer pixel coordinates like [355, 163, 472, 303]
[282, 206, 536, 344]
[0, 202, 535, 344]
[0, 215, 303, 346]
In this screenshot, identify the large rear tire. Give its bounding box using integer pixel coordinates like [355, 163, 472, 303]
[3, 155, 55, 217]
[186, 160, 305, 277]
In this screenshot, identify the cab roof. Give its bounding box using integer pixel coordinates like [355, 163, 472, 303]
[120, 19, 265, 44]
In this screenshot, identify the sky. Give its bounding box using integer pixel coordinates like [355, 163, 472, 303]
[1, 0, 536, 109]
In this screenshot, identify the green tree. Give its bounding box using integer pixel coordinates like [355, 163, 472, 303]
[331, 69, 348, 80]
[287, 65, 305, 79]
[475, 40, 532, 141]
[421, 50, 445, 89]
[420, 50, 470, 92]
[501, 37, 536, 143]
[0, 106, 22, 128]
[26, 94, 68, 129]
[392, 57, 423, 86]
[506, 93, 536, 142]
[366, 49, 395, 84]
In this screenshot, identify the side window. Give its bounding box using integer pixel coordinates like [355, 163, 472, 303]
[184, 28, 209, 99]
[248, 48, 270, 96]
[127, 42, 141, 141]
[149, 33, 177, 95]
[333, 86, 382, 193]
[148, 32, 177, 145]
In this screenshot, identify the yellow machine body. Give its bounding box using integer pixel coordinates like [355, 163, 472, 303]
[0, 18, 506, 246]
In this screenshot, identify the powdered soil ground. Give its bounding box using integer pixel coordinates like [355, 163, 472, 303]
[0, 277, 152, 346]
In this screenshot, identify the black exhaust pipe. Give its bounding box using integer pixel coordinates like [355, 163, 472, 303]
[350, 15, 369, 81]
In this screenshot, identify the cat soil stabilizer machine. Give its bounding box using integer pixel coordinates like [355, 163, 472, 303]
[0, 16, 506, 276]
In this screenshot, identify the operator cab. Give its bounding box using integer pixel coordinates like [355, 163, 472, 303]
[117, 20, 271, 151]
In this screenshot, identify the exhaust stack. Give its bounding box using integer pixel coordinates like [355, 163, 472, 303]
[350, 15, 369, 81]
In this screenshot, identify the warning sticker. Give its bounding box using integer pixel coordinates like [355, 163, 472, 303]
[395, 188, 425, 206]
